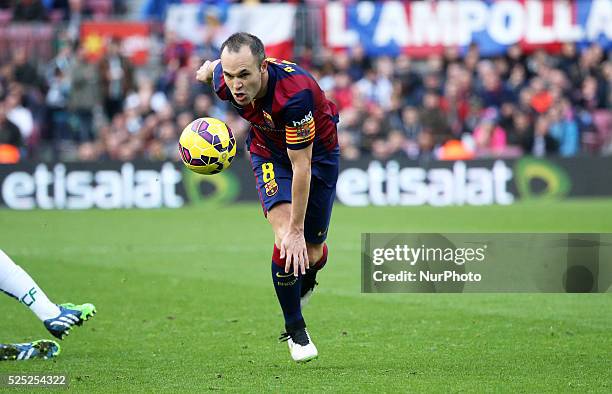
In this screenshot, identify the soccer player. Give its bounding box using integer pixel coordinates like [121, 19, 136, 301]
[196, 33, 339, 362]
[0, 249, 96, 361]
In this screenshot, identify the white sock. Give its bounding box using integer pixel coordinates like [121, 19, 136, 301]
[0, 249, 61, 321]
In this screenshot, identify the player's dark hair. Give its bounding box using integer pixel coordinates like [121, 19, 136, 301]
[220, 32, 266, 65]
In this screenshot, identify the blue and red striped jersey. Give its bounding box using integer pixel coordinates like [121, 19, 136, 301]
[212, 58, 339, 165]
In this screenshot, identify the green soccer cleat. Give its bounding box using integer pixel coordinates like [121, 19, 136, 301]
[0, 340, 61, 361]
[44, 303, 97, 340]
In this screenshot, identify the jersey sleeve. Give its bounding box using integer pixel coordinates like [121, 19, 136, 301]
[212, 61, 230, 101]
[283, 89, 316, 150]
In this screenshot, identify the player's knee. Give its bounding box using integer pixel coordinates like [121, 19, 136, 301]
[267, 203, 291, 245]
[306, 242, 324, 263]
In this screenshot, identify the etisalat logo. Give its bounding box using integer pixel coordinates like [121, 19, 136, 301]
[371, 244, 487, 266]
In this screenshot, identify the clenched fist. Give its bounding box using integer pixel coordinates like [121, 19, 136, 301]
[196, 59, 220, 85]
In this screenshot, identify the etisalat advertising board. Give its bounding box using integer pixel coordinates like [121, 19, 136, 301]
[0, 156, 611, 209]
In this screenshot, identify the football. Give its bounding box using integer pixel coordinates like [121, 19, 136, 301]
[178, 117, 237, 175]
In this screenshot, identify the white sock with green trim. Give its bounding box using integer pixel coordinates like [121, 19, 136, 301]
[0, 249, 61, 321]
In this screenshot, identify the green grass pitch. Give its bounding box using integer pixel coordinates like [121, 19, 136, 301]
[1, 201, 611, 392]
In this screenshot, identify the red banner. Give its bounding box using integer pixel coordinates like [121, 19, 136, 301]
[80, 22, 150, 65]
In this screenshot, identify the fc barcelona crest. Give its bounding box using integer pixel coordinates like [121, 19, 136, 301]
[296, 125, 310, 138]
[264, 179, 278, 196]
[262, 110, 275, 129]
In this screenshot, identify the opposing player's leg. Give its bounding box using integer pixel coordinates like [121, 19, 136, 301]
[0, 340, 61, 361]
[0, 249, 96, 340]
[0, 249, 62, 321]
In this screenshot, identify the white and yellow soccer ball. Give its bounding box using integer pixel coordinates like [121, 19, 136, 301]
[178, 117, 237, 175]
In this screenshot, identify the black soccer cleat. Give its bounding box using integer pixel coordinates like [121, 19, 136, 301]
[300, 270, 318, 308]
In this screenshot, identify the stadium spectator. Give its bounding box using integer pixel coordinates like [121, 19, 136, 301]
[163, 30, 194, 69]
[12, 48, 40, 89]
[4, 86, 34, 145]
[441, 80, 469, 136]
[43, 43, 73, 144]
[393, 105, 423, 143]
[100, 39, 133, 120]
[347, 44, 370, 82]
[330, 72, 352, 111]
[477, 61, 512, 109]
[529, 77, 554, 114]
[0, 100, 22, 149]
[359, 115, 387, 156]
[506, 110, 533, 152]
[472, 109, 508, 158]
[394, 54, 421, 106]
[526, 115, 559, 157]
[67, 43, 100, 142]
[498, 101, 516, 134]
[416, 130, 436, 162]
[420, 90, 452, 146]
[506, 63, 528, 101]
[548, 99, 579, 157]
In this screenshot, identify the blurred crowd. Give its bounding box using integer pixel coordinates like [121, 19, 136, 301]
[0, 24, 251, 163]
[0, 0, 127, 22]
[310, 42, 612, 162]
[0, 2, 610, 163]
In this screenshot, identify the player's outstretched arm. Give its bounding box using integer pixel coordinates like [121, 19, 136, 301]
[281, 145, 313, 277]
[196, 59, 220, 86]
